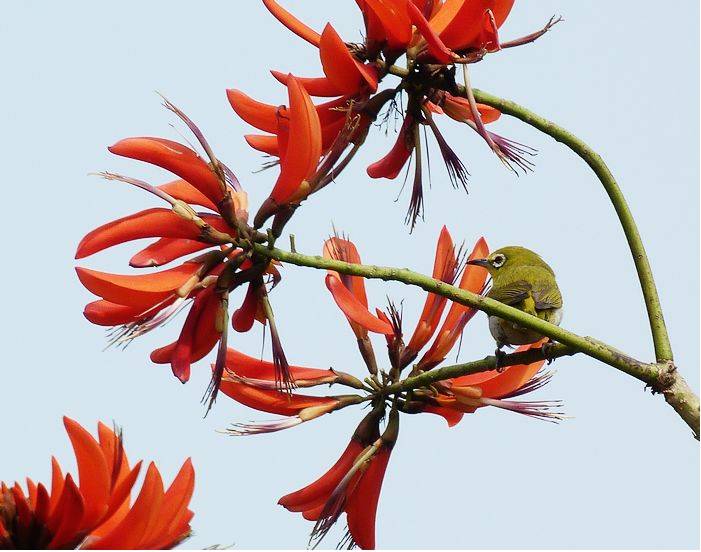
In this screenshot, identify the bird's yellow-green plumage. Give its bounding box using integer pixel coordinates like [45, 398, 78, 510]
[469, 246, 563, 348]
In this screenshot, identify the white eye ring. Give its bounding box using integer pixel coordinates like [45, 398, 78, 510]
[492, 255, 506, 268]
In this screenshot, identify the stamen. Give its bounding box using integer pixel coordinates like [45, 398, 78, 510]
[425, 111, 470, 191]
[405, 126, 423, 231]
[480, 396, 566, 422]
[91, 172, 177, 206]
[224, 416, 303, 436]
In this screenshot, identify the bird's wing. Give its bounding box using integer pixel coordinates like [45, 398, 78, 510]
[532, 282, 563, 310]
[487, 280, 532, 306]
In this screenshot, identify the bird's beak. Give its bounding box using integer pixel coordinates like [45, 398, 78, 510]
[466, 258, 490, 268]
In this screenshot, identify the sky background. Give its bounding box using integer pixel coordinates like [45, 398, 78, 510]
[0, 0, 698, 549]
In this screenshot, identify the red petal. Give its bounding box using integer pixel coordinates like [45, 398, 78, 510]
[140, 458, 195, 549]
[278, 441, 363, 512]
[404, 226, 456, 357]
[108, 138, 223, 205]
[323, 237, 369, 307]
[433, 0, 514, 50]
[231, 283, 258, 333]
[159, 288, 221, 383]
[76, 208, 202, 259]
[262, 0, 321, 46]
[271, 70, 347, 98]
[223, 348, 333, 381]
[75, 263, 199, 309]
[227, 89, 282, 134]
[83, 300, 147, 326]
[474, 341, 547, 398]
[345, 448, 391, 550]
[47, 474, 86, 549]
[407, 1, 454, 63]
[422, 405, 464, 427]
[244, 134, 280, 156]
[63, 417, 111, 530]
[418, 237, 489, 368]
[130, 238, 214, 268]
[218, 380, 336, 416]
[319, 24, 378, 94]
[363, 0, 412, 51]
[367, 115, 414, 179]
[326, 274, 394, 335]
[85, 463, 164, 550]
[270, 77, 322, 204]
[157, 178, 218, 211]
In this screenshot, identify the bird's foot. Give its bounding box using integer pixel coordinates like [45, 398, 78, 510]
[541, 340, 557, 365]
[495, 348, 508, 372]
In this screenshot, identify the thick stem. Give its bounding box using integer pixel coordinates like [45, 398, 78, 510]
[468, 87, 674, 364]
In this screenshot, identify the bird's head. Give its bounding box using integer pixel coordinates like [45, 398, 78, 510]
[466, 246, 552, 276]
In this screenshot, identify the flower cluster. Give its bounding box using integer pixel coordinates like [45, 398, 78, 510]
[71, 2, 566, 548]
[218, 227, 562, 548]
[232, 0, 559, 227]
[0, 418, 194, 550]
[75, 98, 297, 405]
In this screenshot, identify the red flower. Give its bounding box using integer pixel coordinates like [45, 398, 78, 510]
[0, 417, 194, 550]
[76, 98, 295, 406]
[252, 0, 558, 227]
[278, 407, 398, 550]
[218, 349, 366, 435]
[322, 227, 563, 429]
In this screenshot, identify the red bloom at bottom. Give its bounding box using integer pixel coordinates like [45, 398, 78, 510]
[0, 417, 194, 550]
[279, 407, 398, 550]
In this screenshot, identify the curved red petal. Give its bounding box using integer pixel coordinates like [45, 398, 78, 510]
[218, 380, 336, 416]
[262, 0, 321, 46]
[345, 448, 391, 550]
[367, 115, 414, 179]
[319, 24, 378, 94]
[157, 178, 218, 211]
[108, 138, 223, 205]
[244, 134, 280, 156]
[271, 70, 347, 98]
[75, 263, 199, 309]
[76, 208, 202, 259]
[85, 463, 164, 550]
[226, 89, 282, 134]
[270, 77, 322, 204]
[475, 341, 547, 398]
[405, 226, 456, 356]
[130, 238, 213, 268]
[63, 417, 111, 530]
[407, 1, 454, 63]
[278, 441, 363, 512]
[223, 348, 332, 381]
[326, 274, 393, 335]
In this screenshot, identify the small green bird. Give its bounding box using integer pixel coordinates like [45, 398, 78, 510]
[467, 246, 563, 360]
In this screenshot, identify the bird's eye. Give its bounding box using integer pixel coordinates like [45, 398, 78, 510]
[492, 254, 506, 268]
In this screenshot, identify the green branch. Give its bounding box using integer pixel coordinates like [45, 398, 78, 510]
[469, 87, 673, 364]
[250, 242, 698, 438]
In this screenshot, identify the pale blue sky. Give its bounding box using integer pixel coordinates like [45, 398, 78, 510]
[0, 1, 698, 549]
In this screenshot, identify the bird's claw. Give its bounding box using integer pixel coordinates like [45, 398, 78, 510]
[495, 348, 507, 372]
[541, 341, 556, 364]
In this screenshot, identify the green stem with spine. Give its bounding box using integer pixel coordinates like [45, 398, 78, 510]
[249, 241, 698, 438]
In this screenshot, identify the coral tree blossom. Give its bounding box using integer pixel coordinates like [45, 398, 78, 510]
[217, 227, 563, 548]
[233, 0, 559, 227]
[74, 95, 321, 404]
[0, 417, 194, 550]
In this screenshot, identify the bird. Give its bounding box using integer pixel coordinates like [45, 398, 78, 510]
[467, 246, 563, 365]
